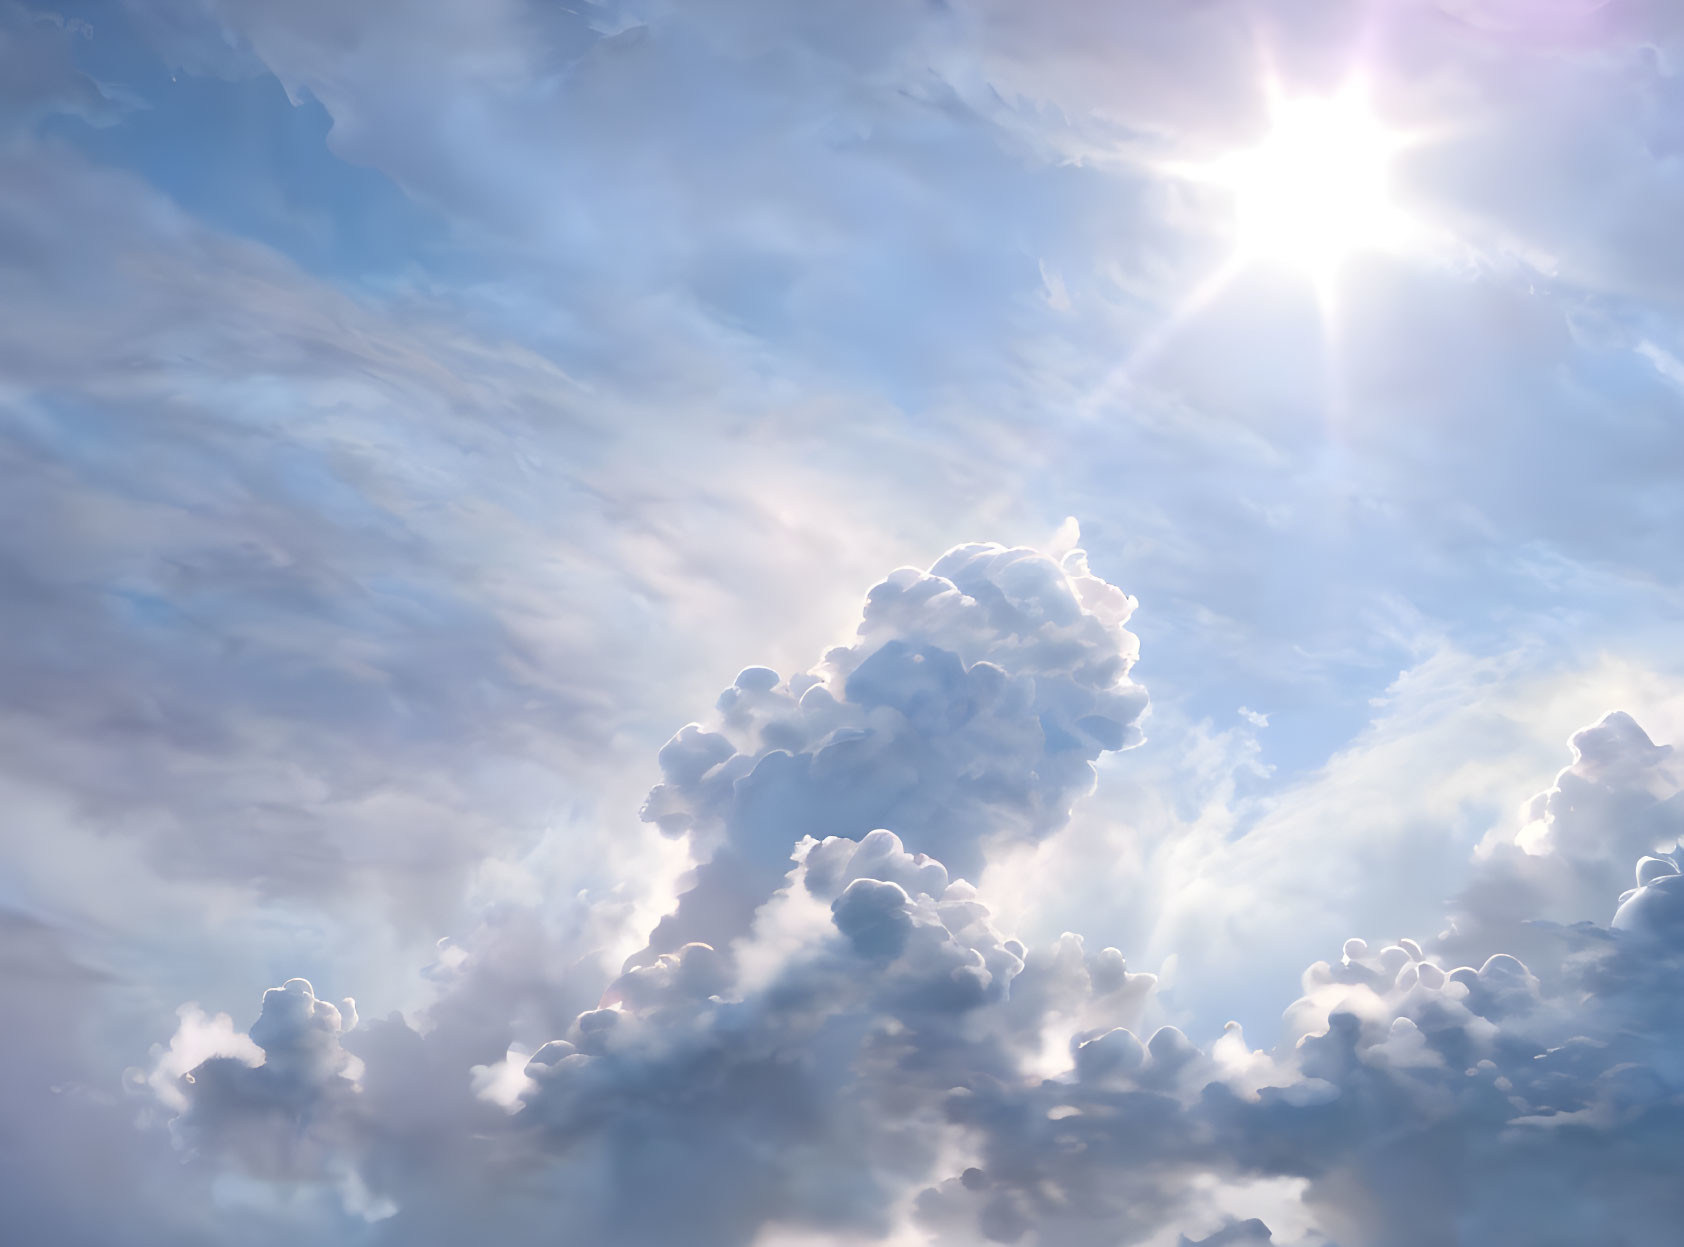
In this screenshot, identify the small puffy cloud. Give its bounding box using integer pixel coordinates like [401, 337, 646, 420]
[142, 1004, 262, 1114]
[162, 978, 369, 1197]
[1612, 852, 1684, 939]
[1451, 709, 1684, 965]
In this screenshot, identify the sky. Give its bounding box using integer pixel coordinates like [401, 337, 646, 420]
[5, 0, 1684, 1243]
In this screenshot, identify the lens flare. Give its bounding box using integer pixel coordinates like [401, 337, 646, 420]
[1222, 84, 1406, 282]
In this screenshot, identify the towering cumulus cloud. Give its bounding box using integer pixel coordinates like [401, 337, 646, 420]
[147, 545, 1684, 1246]
[636, 542, 1147, 961]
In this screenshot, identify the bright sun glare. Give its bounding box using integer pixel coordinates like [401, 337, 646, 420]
[1219, 84, 1405, 281]
[1100, 78, 1433, 401]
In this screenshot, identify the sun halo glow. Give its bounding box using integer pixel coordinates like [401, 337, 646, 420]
[1220, 85, 1405, 284]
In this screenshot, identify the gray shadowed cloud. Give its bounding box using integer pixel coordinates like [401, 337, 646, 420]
[146, 544, 1684, 1246]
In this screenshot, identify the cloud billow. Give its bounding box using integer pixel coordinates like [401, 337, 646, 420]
[634, 541, 1148, 962]
[151, 545, 1684, 1246]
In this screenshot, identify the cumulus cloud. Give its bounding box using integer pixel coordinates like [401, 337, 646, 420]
[636, 541, 1147, 961]
[144, 545, 1684, 1246]
[169, 979, 365, 1181]
[1451, 708, 1684, 965]
[146, 544, 1160, 1238]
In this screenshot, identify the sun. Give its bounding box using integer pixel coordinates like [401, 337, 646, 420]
[1217, 83, 1407, 283]
[1097, 77, 1433, 401]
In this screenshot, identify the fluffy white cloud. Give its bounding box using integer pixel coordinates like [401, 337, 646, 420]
[145, 544, 1684, 1246]
[146, 544, 1160, 1239]
[636, 542, 1147, 962]
[1442, 707, 1684, 982]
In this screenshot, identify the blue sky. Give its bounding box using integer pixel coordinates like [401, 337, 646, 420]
[6, 0, 1684, 1243]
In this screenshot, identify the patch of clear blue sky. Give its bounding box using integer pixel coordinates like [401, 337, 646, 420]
[44, 0, 453, 286]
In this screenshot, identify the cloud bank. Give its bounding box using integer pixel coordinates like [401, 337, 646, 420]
[147, 545, 1684, 1246]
